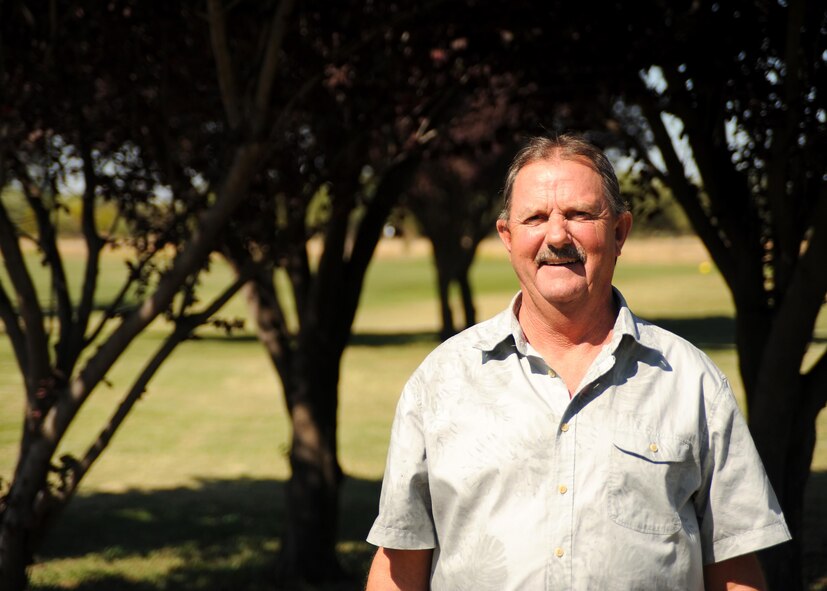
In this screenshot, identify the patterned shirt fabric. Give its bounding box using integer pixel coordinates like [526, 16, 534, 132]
[367, 290, 790, 590]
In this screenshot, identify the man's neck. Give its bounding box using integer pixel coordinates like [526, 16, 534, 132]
[518, 289, 618, 350]
[517, 291, 618, 395]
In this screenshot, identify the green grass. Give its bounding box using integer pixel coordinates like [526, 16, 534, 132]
[1, 236, 825, 589]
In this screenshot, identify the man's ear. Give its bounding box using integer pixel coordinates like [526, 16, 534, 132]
[496, 218, 512, 253]
[614, 211, 633, 257]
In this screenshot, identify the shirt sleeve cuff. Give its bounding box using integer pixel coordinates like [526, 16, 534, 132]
[366, 522, 436, 550]
[704, 520, 792, 564]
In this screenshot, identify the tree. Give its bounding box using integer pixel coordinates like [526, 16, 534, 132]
[407, 147, 513, 340]
[439, 3, 826, 583]
[0, 1, 295, 587]
[215, 3, 500, 578]
[606, 2, 827, 587]
[380, 2, 826, 585]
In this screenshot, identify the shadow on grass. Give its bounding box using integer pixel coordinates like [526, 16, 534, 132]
[804, 470, 827, 591]
[32, 477, 381, 591]
[190, 316, 740, 350]
[353, 318, 737, 349]
[188, 331, 441, 348]
[349, 331, 439, 347]
[644, 315, 735, 349]
[29, 468, 827, 590]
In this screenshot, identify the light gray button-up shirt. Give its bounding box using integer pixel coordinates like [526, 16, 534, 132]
[367, 291, 790, 590]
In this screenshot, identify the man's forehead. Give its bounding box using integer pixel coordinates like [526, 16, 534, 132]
[513, 158, 605, 202]
[516, 156, 600, 181]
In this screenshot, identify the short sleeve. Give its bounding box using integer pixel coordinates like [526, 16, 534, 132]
[695, 380, 791, 563]
[367, 370, 436, 549]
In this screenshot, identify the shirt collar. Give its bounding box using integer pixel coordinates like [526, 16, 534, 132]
[471, 288, 654, 356]
[470, 292, 525, 354]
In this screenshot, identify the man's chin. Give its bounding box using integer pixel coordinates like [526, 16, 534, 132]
[529, 284, 586, 308]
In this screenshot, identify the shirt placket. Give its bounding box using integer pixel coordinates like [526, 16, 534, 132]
[526, 360, 575, 590]
[546, 352, 619, 590]
[547, 399, 576, 590]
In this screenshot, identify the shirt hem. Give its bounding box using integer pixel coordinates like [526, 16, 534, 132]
[704, 521, 792, 564]
[366, 523, 436, 550]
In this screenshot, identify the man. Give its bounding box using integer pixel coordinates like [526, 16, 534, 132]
[365, 135, 790, 590]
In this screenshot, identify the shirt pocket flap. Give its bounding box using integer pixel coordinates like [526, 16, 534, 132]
[612, 430, 691, 464]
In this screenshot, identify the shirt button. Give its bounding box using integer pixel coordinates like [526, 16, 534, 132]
[649, 443, 659, 453]
[560, 423, 570, 432]
[554, 547, 565, 558]
[548, 368, 557, 378]
[558, 484, 568, 494]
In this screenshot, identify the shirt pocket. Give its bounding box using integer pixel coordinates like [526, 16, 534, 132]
[607, 429, 693, 535]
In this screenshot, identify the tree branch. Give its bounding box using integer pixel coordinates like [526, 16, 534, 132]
[765, 0, 806, 294]
[67, 270, 249, 492]
[286, 237, 311, 330]
[207, 0, 242, 131]
[244, 262, 294, 380]
[73, 137, 104, 365]
[637, 91, 737, 285]
[311, 142, 365, 332]
[47, 140, 264, 442]
[804, 347, 827, 414]
[83, 250, 154, 347]
[252, 0, 296, 136]
[0, 191, 50, 389]
[0, 276, 28, 378]
[658, 67, 754, 260]
[753, 185, 827, 419]
[16, 169, 74, 370]
[339, 154, 421, 345]
[222, 236, 294, 378]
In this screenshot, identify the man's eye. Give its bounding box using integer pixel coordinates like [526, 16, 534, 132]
[569, 211, 594, 221]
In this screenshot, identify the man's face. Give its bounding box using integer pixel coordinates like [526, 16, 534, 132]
[496, 157, 632, 311]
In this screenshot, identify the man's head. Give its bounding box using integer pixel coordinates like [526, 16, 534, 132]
[499, 134, 628, 222]
[496, 134, 632, 313]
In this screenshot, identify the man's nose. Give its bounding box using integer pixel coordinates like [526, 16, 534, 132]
[545, 214, 570, 247]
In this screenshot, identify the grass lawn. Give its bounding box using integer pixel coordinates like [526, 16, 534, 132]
[0, 235, 825, 590]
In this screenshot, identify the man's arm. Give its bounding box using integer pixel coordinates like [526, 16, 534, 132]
[703, 553, 767, 591]
[365, 547, 433, 591]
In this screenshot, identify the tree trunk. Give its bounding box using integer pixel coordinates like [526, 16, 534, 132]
[435, 263, 456, 341]
[754, 351, 826, 591]
[278, 344, 346, 584]
[0, 521, 31, 591]
[754, 398, 817, 591]
[456, 261, 476, 330]
[0, 429, 57, 591]
[747, 308, 826, 589]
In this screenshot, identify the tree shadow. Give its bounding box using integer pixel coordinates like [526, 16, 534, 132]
[349, 331, 439, 347]
[29, 468, 827, 590]
[346, 317, 738, 349]
[31, 477, 382, 591]
[644, 315, 736, 349]
[192, 317, 740, 350]
[182, 314, 825, 349]
[188, 331, 440, 348]
[804, 470, 827, 590]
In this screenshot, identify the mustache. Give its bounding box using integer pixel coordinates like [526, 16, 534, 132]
[535, 244, 585, 265]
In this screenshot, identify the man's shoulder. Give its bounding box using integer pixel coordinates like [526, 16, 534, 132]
[416, 309, 513, 370]
[439, 311, 509, 349]
[630, 314, 727, 383]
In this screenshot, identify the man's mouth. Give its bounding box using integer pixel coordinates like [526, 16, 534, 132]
[539, 259, 578, 266]
[535, 245, 585, 267]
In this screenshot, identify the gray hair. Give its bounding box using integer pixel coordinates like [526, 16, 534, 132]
[499, 134, 628, 220]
